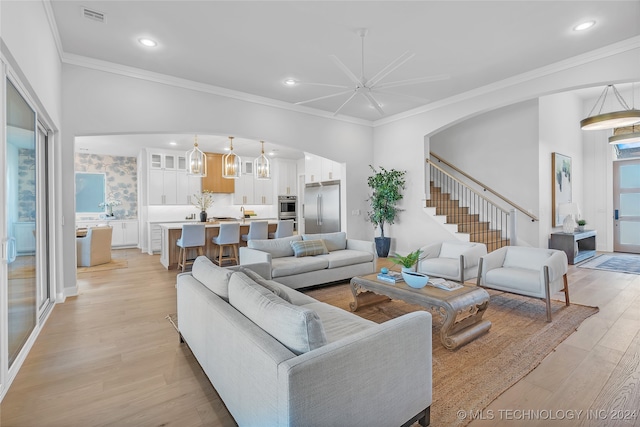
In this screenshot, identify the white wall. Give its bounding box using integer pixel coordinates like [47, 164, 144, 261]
[60, 64, 374, 296]
[373, 41, 640, 255]
[430, 99, 540, 247]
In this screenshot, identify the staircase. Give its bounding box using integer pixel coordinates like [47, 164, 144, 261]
[426, 181, 510, 252]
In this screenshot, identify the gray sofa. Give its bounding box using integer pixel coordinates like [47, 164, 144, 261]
[177, 256, 432, 427]
[238, 232, 375, 289]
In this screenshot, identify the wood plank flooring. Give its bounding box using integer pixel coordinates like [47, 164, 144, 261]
[1, 249, 639, 427]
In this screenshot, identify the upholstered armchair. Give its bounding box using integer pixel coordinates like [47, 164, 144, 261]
[477, 246, 570, 322]
[77, 226, 113, 267]
[416, 241, 488, 283]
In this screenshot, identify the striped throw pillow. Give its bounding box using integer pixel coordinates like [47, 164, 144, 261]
[290, 239, 329, 257]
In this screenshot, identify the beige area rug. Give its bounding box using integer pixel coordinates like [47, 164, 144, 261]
[304, 283, 599, 427]
[77, 258, 128, 273]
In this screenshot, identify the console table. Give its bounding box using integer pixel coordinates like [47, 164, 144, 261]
[549, 230, 597, 264]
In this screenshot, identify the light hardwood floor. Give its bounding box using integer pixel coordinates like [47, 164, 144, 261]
[1, 249, 639, 427]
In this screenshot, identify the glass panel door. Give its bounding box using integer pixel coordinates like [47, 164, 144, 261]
[6, 79, 37, 367]
[613, 159, 640, 254]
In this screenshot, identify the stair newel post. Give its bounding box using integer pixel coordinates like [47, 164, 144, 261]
[509, 208, 517, 246]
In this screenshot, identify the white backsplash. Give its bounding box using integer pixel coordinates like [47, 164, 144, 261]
[146, 193, 278, 222]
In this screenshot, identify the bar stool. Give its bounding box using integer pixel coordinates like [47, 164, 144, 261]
[176, 223, 206, 272]
[268, 220, 294, 239]
[212, 222, 240, 266]
[241, 220, 269, 242]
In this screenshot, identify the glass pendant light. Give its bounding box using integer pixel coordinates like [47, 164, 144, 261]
[580, 85, 640, 130]
[222, 136, 242, 179]
[186, 135, 207, 177]
[254, 141, 271, 180]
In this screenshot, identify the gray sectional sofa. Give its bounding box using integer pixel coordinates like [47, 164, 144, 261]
[238, 231, 375, 289]
[177, 256, 432, 427]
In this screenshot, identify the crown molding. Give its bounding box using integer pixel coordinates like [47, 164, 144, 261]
[373, 35, 640, 127]
[61, 53, 373, 128]
[42, 0, 64, 62]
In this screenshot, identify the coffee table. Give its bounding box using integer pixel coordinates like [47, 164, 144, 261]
[350, 273, 491, 350]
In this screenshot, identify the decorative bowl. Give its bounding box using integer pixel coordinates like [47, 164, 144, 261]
[402, 271, 429, 289]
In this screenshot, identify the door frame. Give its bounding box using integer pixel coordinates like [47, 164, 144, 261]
[613, 158, 640, 254]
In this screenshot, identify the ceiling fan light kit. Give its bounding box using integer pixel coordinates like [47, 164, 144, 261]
[294, 28, 449, 117]
[580, 84, 640, 130]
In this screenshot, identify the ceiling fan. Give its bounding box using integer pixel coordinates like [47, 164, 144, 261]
[294, 28, 450, 116]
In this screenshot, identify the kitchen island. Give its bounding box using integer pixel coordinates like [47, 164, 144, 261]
[158, 220, 278, 269]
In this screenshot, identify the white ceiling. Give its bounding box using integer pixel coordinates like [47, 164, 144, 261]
[53, 1, 640, 155]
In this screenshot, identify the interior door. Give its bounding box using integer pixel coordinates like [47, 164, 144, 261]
[613, 159, 640, 254]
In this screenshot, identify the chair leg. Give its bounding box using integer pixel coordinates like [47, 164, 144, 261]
[182, 247, 187, 272]
[232, 244, 239, 265]
[544, 266, 552, 322]
[178, 247, 184, 271]
[562, 273, 570, 306]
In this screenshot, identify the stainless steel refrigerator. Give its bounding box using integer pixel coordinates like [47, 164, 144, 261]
[304, 181, 340, 234]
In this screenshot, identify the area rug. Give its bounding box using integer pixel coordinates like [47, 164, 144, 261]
[77, 258, 128, 273]
[578, 253, 640, 275]
[305, 283, 598, 427]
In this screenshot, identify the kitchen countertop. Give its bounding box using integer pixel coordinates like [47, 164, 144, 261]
[158, 219, 278, 229]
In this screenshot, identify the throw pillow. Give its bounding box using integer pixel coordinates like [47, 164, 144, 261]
[228, 272, 327, 355]
[238, 267, 292, 303]
[248, 235, 301, 258]
[290, 239, 329, 257]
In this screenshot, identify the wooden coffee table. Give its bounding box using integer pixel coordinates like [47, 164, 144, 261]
[350, 273, 491, 350]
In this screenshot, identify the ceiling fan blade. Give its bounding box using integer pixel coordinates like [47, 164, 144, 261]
[374, 88, 431, 104]
[295, 89, 354, 106]
[329, 54, 362, 86]
[362, 91, 385, 116]
[296, 82, 351, 89]
[366, 51, 415, 88]
[376, 74, 450, 89]
[333, 91, 359, 116]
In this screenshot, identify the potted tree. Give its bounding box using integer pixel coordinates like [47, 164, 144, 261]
[366, 165, 407, 257]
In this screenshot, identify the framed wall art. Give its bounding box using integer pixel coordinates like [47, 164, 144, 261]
[551, 152, 572, 227]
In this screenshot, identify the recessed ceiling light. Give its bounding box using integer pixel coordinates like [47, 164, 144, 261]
[169, 141, 177, 146]
[138, 38, 157, 47]
[284, 78, 297, 86]
[573, 21, 595, 31]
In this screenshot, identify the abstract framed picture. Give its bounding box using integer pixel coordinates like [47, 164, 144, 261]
[551, 152, 572, 227]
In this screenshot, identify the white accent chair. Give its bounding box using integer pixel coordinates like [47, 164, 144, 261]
[212, 222, 240, 266]
[416, 241, 488, 283]
[241, 220, 269, 242]
[268, 219, 294, 239]
[477, 246, 570, 322]
[176, 223, 206, 272]
[76, 226, 113, 267]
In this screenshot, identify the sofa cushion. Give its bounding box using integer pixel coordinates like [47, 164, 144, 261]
[271, 256, 329, 278]
[290, 239, 329, 257]
[302, 302, 375, 343]
[191, 256, 233, 301]
[316, 249, 374, 269]
[228, 272, 327, 355]
[302, 232, 347, 251]
[439, 241, 471, 259]
[239, 267, 292, 303]
[485, 267, 542, 294]
[503, 247, 553, 271]
[248, 235, 302, 258]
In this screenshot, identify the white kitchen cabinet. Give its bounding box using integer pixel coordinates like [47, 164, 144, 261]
[150, 152, 178, 170]
[321, 157, 341, 181]
[177, 172, 202, 205]
[149, 223, 162, 254]
[149, 169, 178, 205]
[275, 158, 297, 196]
[254, 178, 274, 205]
[234, 173, 255, 205]
[304, 153, 322, 184]
[111, 220, 139, 247]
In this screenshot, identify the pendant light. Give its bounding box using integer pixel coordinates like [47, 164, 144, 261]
[254, 141, 271, 180]
[580, 85, 640, 130]
[609, 124, 640, 145]
[222, 136, 242, 179]
[186, 135, 207, 177]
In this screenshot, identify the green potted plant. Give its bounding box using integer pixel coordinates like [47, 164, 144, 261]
[366, 165, 407, 257]
[390, 249, 422, 272]
[576, 219, 586, 232]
